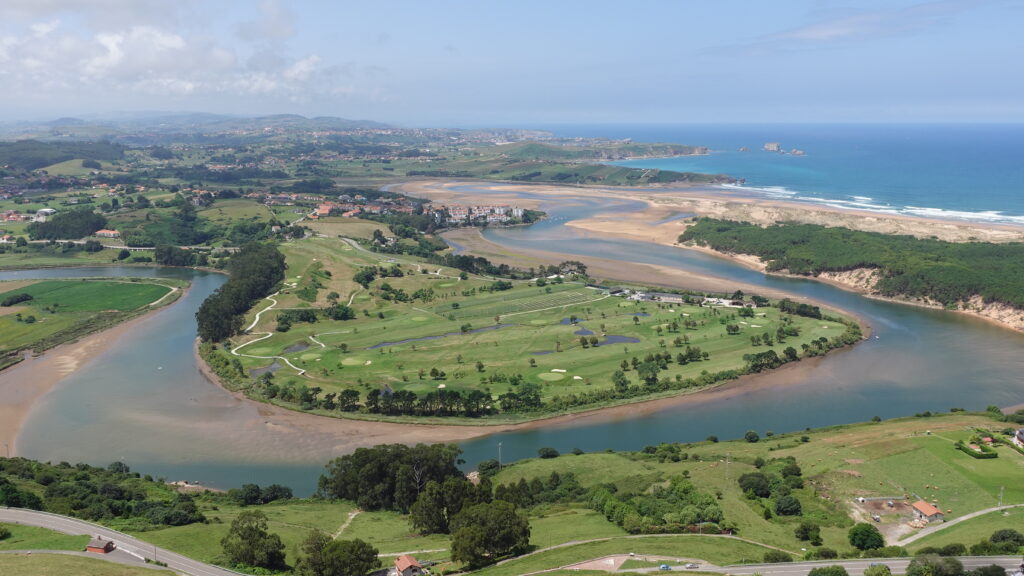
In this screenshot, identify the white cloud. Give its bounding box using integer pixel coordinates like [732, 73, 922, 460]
[236, 0, 295, 43]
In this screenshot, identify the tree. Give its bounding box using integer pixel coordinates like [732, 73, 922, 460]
[737, 472, 771, 498]
[323, 539, 380, 576]
[906, 555, 964, 576]
[450, 500, 530, 568]
[744, 430, 760, 443]
[294, 529, 332, 576]
[849, 522, 885, 551]
[775, 495, 802, 516]
[220, 510, 285, 569]
[537, 447, 559, 459]
[795, 521, 822, 545]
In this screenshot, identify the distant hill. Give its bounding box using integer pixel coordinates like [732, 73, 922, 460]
[499, 141, 707, 161]
[0, 140, 125, 171]
[0, 114, 391, 145]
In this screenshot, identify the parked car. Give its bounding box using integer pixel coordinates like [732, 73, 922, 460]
[684, 563, 700, 569]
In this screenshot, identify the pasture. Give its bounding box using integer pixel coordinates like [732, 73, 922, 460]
[0, 278, 180, 357]
[0, 554, 176, 576]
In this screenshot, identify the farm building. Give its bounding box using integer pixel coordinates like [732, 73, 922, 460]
[392, 554, 424, 576]
[1014, 429, 1024, 449]
[911, 500, 944, 523]
[86, 536, 115, 554]
[95, 229, 121, 238]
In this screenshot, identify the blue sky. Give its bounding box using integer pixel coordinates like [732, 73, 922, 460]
[1, 0, 1021, 125]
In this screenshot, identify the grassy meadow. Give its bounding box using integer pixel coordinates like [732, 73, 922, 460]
[0, 278, 181, 362]
[0, 554, 176, 576]
[221, 231, 848, 422]
[0, 523, 89, 551]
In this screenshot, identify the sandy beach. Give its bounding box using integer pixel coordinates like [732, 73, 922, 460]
[0, 311, 157, 455]
[393, 180, 1024, 244]
[399, 180, 1024, 332]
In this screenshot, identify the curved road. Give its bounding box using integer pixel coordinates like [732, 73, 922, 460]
[0, 508, 243, 576]
[896, 504, 1024, 547]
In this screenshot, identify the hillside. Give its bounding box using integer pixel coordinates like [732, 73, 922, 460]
[0, 140, 125, 171]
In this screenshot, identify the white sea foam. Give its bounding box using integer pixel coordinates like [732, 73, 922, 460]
[714, 185, 1024, 224]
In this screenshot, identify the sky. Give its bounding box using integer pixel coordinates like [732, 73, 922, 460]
[1, 0, 1022, 126]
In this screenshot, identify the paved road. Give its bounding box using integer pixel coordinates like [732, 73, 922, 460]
[0, 508, 243, 576]
[630, 557, 1024, 576]
[896, 504, 1024, 546]
[0, 548, 160, 571]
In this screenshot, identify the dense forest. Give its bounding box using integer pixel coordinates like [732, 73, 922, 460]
[26, 209, 108, 240]
[680, 219, 1024, 308]
[196, 243, 286, 341]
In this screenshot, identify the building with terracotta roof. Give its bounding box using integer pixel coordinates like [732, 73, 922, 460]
[392, 554, 424, 576]
[95, 229, 121, 238]
[86, 536, 115, 554]
[911, 500, 944, 522]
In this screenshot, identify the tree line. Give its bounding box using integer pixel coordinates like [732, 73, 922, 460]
[681, 218, 1024, 309]
[196, 243, 286, 341]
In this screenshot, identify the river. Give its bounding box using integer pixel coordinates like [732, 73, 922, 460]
[5, 186, 1024, 494]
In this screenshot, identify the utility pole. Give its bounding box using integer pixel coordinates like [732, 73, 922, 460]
[498, 442, 502, 471]
[998, 486, 1004, 507]
[725, 453, 730, 482]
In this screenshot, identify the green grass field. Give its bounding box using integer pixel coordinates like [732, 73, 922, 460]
[0, 278, 179, 357]
[0, 523, 89, 551]
[908, 508, 1024, 552]
[470, 535, 774, 576]
[0, 554, 175, 576]
[225, 237, 848, 422]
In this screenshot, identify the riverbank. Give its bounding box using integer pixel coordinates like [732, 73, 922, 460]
[193, 332, 861, 437]
[393, 180, 1024, 244]
[0, 309, 161, 454]
[396, 180, 1024, 333]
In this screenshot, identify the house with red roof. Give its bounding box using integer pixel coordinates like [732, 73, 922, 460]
[911, 500, 944, 523]
[392, 554, 424, 576]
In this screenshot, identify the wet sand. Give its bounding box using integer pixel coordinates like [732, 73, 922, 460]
[395, 180, 1024, 244]
[0, 312, 156, 454]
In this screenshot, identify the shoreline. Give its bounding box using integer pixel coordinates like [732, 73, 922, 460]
[0, 277, 191, 454]
[191, 334, 862, 436]
[398, 180, 1023, 333]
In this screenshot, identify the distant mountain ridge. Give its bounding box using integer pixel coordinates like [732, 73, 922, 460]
[0, 113, 391, 145]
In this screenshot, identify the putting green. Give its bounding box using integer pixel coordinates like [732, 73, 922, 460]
[438, 282, 456, 288]
[341, 357, 365, 366]
[529, 319, 548, 325]
[300, 353, 321, 361]
[411, 316, 430, 322]
[356, 294, 371, 301]
[538, 372, 565, 381]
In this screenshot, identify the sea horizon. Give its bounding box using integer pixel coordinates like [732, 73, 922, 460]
[538, 123, 1024, 225]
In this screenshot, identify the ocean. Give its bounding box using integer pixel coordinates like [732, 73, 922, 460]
[544, 124, 1024, 224]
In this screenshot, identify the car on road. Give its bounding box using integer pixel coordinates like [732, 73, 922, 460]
[684, 563, 700, 569]
[660, 564, 672, 571]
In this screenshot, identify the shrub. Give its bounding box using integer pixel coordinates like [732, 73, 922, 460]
[809, 566, 849, 576]
[849, 523, 885, 550]
[763, 550, 792, 563]
[744, 430, 760, 443]
[775, 494, 803, 516]
[537, 447, 560, 459]
[0, 526, 10, 540]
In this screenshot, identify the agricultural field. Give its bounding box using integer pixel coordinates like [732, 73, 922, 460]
[0, 278, 181, 361]
[223, 233, 849, 422]
[0, 554, 176, 576]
